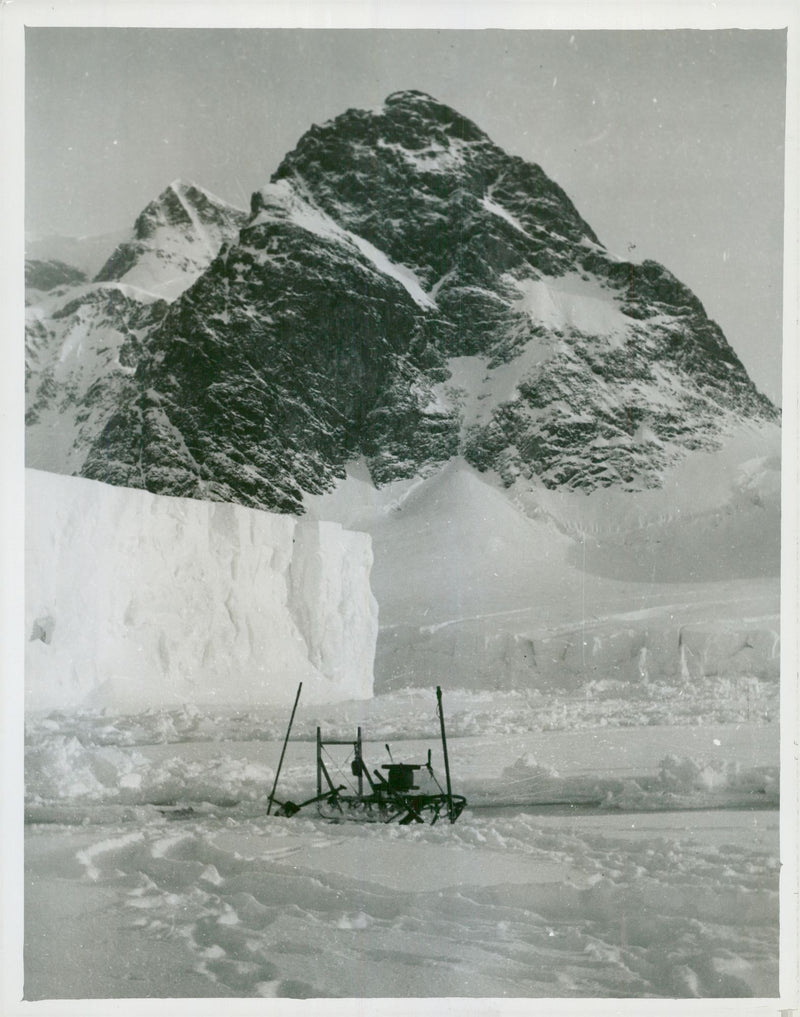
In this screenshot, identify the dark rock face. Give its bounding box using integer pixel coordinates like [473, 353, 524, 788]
[73, 91, 775, 510]
[272, 90, 599, 292]
[82, 187, 439, 508]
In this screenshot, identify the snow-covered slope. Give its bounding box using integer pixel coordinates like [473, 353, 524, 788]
[25, 282, 169, 473]
[24, 748, 779, 998]
[307, 423, 780, 692]
[93, 180, 248, 301]
[25, 470, 378, 711]
[23, 700, 779, 998]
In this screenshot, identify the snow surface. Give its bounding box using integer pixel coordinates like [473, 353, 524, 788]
[24, 693, 779, 813]
[23, 805, 779, 999]
[23, 693, 779, 999]
[25, 470, 378, 711]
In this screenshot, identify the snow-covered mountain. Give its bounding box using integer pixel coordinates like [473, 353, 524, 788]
[20, 93, 784, 1005]
[25, 282, 168, 473]
[24, 181, 248, 474]
[93, 179, 248, 300]
[78, 90, 776, 511]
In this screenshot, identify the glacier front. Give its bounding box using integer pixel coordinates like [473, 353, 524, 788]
[25, 470, 378, 711]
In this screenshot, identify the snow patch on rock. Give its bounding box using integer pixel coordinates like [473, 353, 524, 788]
[480, 195, 532, 238]
[508, 272, 631, 344]
[434, 342, 556, 429]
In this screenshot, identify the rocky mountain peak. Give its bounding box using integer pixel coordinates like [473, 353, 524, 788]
[125, 179, 243, 241]
[92, 180, 247, 299]
[26, 90, 775, 514]
[381, 88, 492, 142]
[271, 91, 599, 300]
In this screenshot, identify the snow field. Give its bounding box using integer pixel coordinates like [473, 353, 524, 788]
[23, 731, 779, 818]
[23, 692, 780, 999]
[507, 271, 633, 345]
[24, 677, 779, 744]
[25, 802, 779, 999]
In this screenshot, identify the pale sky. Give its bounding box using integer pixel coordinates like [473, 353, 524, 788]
[25, 28, 787, 403]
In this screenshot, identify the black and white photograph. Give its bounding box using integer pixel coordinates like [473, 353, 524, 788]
[2, 1, 798, 1011]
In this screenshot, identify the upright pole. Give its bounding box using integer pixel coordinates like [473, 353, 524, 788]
[316, 726, 322, 798]
[267, 681, 302, 815]
[357, 726, 363, 797]
[436, 686, 455, 821]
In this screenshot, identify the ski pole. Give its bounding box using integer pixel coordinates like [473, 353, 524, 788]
[436, 686, 455, 821]
[267, 682, 302, 815]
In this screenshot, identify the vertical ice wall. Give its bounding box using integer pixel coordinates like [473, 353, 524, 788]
[25, 470, 378, 711]
[288, 520, 379, 694]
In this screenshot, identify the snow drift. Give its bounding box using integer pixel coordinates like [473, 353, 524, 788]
[25, 470, 378, 711]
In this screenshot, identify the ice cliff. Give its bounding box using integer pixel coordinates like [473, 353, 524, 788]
[25, 470, 378, 711]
